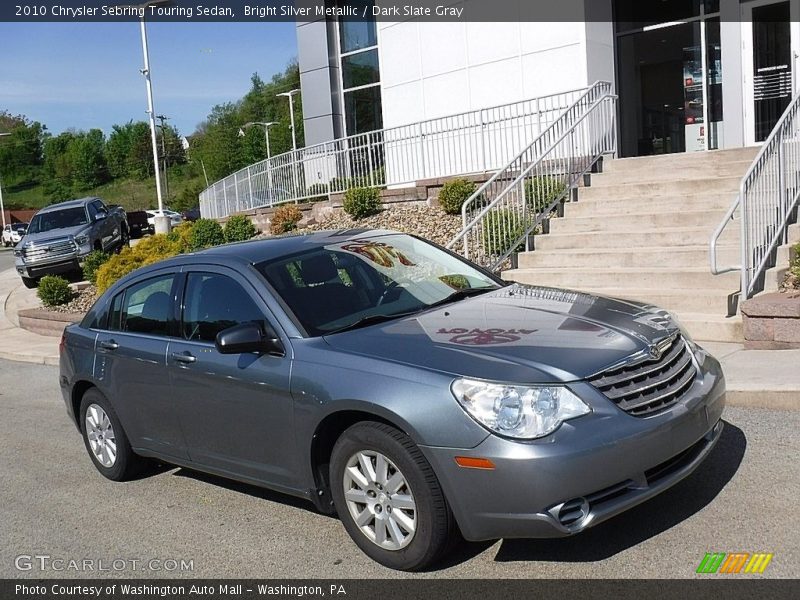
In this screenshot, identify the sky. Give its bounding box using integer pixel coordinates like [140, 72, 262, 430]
[0, 21, 298, 138]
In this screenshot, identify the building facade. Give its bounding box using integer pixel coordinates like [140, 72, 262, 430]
[297, 0, 800, 159]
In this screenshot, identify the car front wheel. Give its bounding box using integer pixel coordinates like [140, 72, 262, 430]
[330, 422, 458, 571]
[79, 388, 143, 481]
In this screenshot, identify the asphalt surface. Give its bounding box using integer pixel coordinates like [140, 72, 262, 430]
[1, 359, 797, 579]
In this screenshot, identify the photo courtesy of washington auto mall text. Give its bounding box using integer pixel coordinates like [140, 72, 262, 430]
[0, 0, 798, 599]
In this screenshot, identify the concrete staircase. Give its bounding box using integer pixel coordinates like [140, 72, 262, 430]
[503, 147, 761, 342]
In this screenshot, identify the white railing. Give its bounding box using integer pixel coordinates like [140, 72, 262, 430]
[710, 91, 800, 299]
[199, 87, 591, 219]
[446, 82, 617, 271]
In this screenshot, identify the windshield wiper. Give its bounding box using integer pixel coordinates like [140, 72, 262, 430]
[426, 286, 498, 309]
[325, 311, 418, 335]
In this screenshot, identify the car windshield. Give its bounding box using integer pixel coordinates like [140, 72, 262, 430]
[257, 233, 502, 336]
[28, 207, 87, 234]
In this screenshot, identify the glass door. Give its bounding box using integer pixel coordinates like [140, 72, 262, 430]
[743, 0, 800, 143]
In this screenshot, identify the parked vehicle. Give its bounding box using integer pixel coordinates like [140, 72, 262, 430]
[145, 209, 182, 232]
[60, 230, 725, 571]
[124, 210, 150, 239]
[15, 197, 128, 288]
[180, 208, 201, 222]
[2, 222, 28, 247]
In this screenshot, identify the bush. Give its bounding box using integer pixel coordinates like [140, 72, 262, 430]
[82, 250, 111, 285]
[95, 232, 187, 294]
[790, 243, 800, 285]
[481, 209, 531, 256]
[343, 187, 381, 220]
[224, 215, 258, 243]
[270, 205, 303, 235]
[37, 276, 74, 307]
[188, 218, 225, 250]
[524, 176, 568, 213]
[438, 178, 476, 215]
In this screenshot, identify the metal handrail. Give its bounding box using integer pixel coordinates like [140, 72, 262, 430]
[199, 86, 592, 219]
[710, 90, 800, 299]
[446, 81, 617, 271]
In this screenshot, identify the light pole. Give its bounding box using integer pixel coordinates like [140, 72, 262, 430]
[238, 121, 278, 159]
[116, 0, 172, 233]
[0, 132, 10, 229]
[276, 89, 300, 151]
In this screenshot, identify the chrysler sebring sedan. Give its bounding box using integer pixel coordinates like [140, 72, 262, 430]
[59, 230, 725, 571]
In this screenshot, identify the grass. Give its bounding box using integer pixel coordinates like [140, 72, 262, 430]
[3, 171, 203, 212]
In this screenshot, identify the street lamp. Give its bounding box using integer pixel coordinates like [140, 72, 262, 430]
[114, 0, 172, 233]
[238, 121, 278, 159]
[276, 89, 300, 151]
[0, 132, 10, 230]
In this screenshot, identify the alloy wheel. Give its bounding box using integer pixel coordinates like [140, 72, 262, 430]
[85, 403, 117, 468]
[342, 450, 417, 551]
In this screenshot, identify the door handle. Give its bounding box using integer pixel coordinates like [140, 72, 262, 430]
[99, 340, 119, 351]
[171, 351, 197, 364]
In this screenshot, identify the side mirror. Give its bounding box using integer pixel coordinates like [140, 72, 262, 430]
[94, 210, 108, 221]
[215, 322, 284, 357]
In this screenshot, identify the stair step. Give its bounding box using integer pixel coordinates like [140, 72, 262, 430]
[564, 193, 735, 217]
[671, 312, 743, 343]
[533, 226, 739, 250]
[548, 209, 726, 233]
[602, 147, 759, 172]
[503, 266, 739, 290]
[598, 160, 752, 181]
[579, 176, 742, 200]
[518, 245, 740, 269]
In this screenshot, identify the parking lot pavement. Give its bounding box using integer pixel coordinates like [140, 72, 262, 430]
[1, 359, 797, 579]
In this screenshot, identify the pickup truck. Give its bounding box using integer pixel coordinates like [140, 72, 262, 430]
[14, 197, 129, 288]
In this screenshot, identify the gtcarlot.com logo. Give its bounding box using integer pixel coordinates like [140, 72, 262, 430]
[696, 552, 774, 574]
[14, 554, 194, 572]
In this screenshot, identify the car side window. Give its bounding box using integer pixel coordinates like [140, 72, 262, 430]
[120, 275, 175, 336]
[87, 202, 99, 220]
[107, 292, 124, 331]
[182, 273, 267, 343]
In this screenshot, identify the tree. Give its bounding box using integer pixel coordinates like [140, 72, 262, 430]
[0, 111, 46, 186]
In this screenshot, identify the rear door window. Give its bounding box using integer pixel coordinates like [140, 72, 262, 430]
[120, 275, 176, 336]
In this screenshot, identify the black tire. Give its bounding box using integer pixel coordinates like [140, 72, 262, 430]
[117, 226, 130, 252]
[21, 277, 38, 289]
[330, 422, 459, 571]
[79, 388, 144, 481]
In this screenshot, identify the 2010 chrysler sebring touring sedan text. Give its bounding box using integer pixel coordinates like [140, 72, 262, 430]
[59, 230, 725, 571]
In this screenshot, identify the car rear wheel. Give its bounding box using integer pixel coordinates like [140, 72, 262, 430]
[330, 422, 459, 571]
[79, 388, 144, 481]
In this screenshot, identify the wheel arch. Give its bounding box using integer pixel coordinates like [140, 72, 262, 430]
[308, 408, 411, 514]
[70, 380, 98, 432]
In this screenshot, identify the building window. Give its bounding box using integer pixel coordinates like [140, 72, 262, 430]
[338, 0, 382, 136]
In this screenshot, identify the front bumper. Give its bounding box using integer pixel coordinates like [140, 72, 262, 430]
[420, 351, 726, 541]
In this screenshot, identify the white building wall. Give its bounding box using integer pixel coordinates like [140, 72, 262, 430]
[378, 19, 593, 130]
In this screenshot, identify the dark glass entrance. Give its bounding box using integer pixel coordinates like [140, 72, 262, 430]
[752, 1, 793, 141]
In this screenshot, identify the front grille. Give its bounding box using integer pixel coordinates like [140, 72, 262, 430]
[589, 334, 697, 417]
[22, 238, 78, 264]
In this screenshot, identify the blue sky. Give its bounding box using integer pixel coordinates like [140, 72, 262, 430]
[0, 21, 298, 137]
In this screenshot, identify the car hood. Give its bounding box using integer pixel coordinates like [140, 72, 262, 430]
[323, 284, 682, 383]
[22, 225, 89, 244]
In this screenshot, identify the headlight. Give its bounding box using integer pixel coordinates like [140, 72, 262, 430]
[451, 379, 591, 439]
[74, 234, 89, 246]
[13, 249, 22, 257]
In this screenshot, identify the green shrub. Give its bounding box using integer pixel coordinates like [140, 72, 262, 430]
[438, 178, 477, 215]
[270, 204, 303, 235]
[188, 218, 225, 250]
[82, 250, 111, 285]
[524, 176, 568, 213]
[224, 215, 258, 243]
[343, 187, 381, 220]
[37, 276, 74, 308]
[95, 233, 186, 293]
[481, 209, 531, 256]
[791, 242, 800, 282]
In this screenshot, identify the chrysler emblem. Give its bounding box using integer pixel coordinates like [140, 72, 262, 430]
[648, 345, 662, 360]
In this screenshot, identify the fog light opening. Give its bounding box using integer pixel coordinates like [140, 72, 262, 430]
[555, 497, 590, 528]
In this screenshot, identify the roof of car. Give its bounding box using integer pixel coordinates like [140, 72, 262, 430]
[36, 197, 98, 213]
[141, 228, 395, 271]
